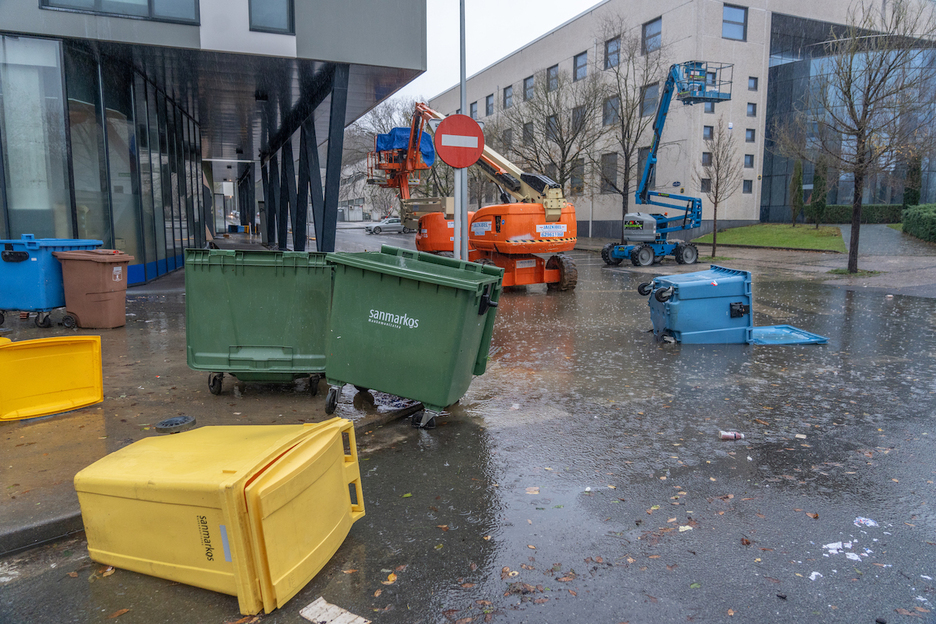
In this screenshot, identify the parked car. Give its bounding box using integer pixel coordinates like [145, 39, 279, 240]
[365, 217, 413, 235]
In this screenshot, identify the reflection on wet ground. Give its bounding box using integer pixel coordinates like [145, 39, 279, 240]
[2, 250, 936, 623]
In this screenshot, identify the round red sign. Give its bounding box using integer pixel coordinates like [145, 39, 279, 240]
[433, 115, 485, 169]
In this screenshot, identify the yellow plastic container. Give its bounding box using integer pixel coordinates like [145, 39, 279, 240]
[0, 336, 103, 421]
[74, 418, 364, 615]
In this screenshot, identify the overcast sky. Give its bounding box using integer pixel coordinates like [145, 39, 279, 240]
[395, 0, 604, 101]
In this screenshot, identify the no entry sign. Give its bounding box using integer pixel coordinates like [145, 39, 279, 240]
[434, 115, 485, 169]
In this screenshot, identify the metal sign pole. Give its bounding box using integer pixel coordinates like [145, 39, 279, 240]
[457, 0, 468, 260]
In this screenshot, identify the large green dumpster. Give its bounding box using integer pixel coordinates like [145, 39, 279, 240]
[324, 245, 503, 415]
[185, 249, 333, 395]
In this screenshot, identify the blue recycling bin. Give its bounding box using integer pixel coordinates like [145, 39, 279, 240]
[0, 234, 103, 325]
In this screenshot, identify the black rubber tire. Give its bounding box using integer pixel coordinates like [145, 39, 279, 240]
[0, 311, 5, 325]
[62, 315, 77, 329]
[208, 373, 223, 395]
[545, 254, 578, 291]
[309, 375, 321, 396]
[655, 286, 674, 303]
[632, 245, 655, 267]
[637, 282, 653, 296]
[155, 415, 195, 434]
[325, 387, 339, 415]
[437, 251, 454, 258]
[601, 243, 623, 266]
[675, 243, 699, 265]
[373, 226, 382, 235]
[35, 313, 52, 328]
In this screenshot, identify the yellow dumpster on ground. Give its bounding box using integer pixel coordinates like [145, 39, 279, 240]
[74, 418, 364, 615]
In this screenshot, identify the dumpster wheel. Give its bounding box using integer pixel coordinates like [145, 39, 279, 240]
[411, 410, 437, 429]
[637, 282, 653, 296]
[0, 311, 4, 325]
[62, 314, 77, 329]
[35, 312, 52, 328]
[546, 254, 578, 291]
[601, 243, 623, 266]
[208, 372, 223, 395]
[325, 387, 339, 414]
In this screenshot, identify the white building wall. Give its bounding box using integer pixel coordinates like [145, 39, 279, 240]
[429, 0, 854, 237]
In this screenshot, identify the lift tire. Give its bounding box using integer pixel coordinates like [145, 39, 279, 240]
[208, 373, 223, 395]
[601, 243, 623, 266]
[655, 286, 674, 303]
[675, 243, 699, 265]
[546, 254, 578, 291]
[637, 282, 653, 296]
[632, 245, 655, 267]
[325, 387, 339, 415]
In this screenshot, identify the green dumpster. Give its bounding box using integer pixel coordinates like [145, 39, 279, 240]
[185, 249, 333, 395]
[323, 245, 503, 415]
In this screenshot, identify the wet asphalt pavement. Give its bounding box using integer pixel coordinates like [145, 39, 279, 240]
[2, 230, 936, 624]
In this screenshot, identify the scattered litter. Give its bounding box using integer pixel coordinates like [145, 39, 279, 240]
[719, 431, 744, 440]
[300, 597, 370, 623]
[823, 541, 852, 555]
[584, 487, 591, 492]
[854, 517, 879, 528]
[846, 553, 862, 561]
[809, 572, 823, 581]
[794, 434, 807, 439]
[923, 576, 933, 581]
[511, 404, 520, 410]
[679, 525, 693, 532]
[885, 294, 894, 299]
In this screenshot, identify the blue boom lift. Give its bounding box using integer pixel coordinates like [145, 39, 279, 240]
[601, 61, 732, 267]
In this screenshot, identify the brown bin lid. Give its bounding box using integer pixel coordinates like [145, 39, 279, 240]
[52, 249, 134, 263]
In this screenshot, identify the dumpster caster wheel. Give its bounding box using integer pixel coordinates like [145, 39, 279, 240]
[637, 282, 653, 296]
[155, 415, 195, 434]
[35, 313, 51, 328]
[208, 373, 223, 395]
[309, 375, 321, 396]
[654, 286, 674, 303]
[0, 311, 4, 325]
[411, 410, 437, 429]
[353, 385, 369, 393]
[325, 387, 339, 415]
[62, 314, 77, 329]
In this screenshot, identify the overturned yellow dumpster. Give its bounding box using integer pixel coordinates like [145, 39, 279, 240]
[0, 336, 103, 421]
[74, 418, 364, 615]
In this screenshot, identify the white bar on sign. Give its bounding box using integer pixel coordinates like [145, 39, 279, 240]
[440, 134, 478, 148]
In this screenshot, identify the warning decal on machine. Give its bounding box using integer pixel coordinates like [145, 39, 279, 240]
[471, 221, 492, 236]
[536, 224, 567, 238]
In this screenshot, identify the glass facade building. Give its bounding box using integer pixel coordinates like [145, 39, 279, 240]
[0, 35, 205, 284]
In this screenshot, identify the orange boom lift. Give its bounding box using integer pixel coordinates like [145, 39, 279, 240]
[368, 103, 578, 290]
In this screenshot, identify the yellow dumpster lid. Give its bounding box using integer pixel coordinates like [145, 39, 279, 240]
[244, 418, 363, 612]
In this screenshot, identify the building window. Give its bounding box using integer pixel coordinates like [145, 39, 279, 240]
[573, 52, 587, 81]
[503, 85, 513, 109]
[743, 179, 753, 193]
[703, 125, 714, 140]
[603, 96, 620, 125]
[572, 106, 586, 133]
[605, 37, 620, 69]
[643, 17, 662, 54]
[702, 152, 713, 166]
[547, 65, 559, 91]
[747, 103, 757, 117]
[470, 102, 478, 119]
[41, 0, 199, 24]
[745, 128, 756, 142]
[485, 94, 494, 116]
[571, 159, 585, 194]
[704, 101, 715, 114]
[524, 76, 534, 100]
[600, 153, 618, 194]
[748, 76, 758, 91]
[249, 0, 293, 34]
[640, 83, 659, 117]
[723, 4, 747, 41]
[523, 122, 533, 145]
[546, 115, 559, 142]
[700, 178, 712, 193]
[638, 146, 655, 188]
[744, 154, 754, 168]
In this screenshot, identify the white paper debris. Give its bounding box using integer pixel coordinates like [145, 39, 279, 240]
[809, 572, 823, 581]
[300, 597, 371, 624]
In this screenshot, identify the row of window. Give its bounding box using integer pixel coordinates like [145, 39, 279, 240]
[700, 178, 755, 194]
[40, 0, 295, 33]
[701, 152, 756, 168]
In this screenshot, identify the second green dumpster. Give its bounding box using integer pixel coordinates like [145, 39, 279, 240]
[324, 245, 503, 416]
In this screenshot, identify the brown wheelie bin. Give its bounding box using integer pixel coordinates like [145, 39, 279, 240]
[52, 250, 134, 329]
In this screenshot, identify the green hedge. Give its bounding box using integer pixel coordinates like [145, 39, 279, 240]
[819, 204, 905, 224]
[902, 204, 936, 242]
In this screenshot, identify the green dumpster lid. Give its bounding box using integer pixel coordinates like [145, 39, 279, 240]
[327, 251, 501, 293]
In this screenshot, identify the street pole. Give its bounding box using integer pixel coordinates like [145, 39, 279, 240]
[457, 0, 468, 260]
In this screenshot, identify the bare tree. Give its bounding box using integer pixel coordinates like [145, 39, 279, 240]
[773, 0, 936, 272]
[591, 13, 670, 242]
[693, 118, 742, 257]
[498, 64, 609, 194]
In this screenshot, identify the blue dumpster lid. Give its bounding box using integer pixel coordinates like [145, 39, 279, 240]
[751, 325, 828, 345]
[0, 234, 103, 248]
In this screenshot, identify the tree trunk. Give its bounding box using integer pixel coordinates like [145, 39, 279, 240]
[712, 200, 718, 258]
[848, 171, 862, 273]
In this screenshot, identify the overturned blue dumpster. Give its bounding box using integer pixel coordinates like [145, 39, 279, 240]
[640, 265, 827, 345]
